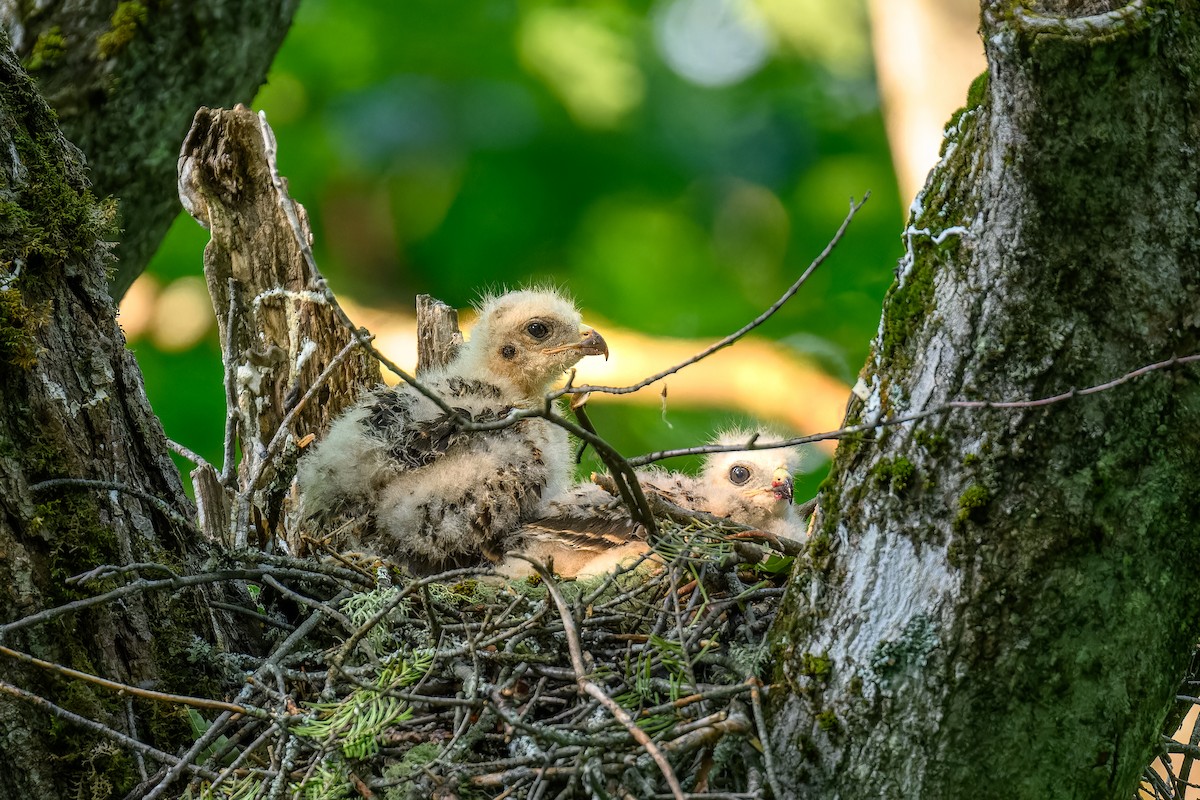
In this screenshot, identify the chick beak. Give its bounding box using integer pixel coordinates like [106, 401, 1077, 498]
[541, 327, 609, 360]
[577, 327, 609, 360]
[771, 467, 794, 504]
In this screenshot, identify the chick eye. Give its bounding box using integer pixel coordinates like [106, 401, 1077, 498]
[526, 321, 551, 340]
[729, 465, 751, 485]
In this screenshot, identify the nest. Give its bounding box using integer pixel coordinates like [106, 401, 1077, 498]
[178, 520, 794, 800]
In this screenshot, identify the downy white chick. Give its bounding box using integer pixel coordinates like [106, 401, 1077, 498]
[296, 288, 608, 573]
[505, 427, 804, 577]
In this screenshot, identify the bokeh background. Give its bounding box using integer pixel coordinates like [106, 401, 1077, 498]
[118, 0, 984, 500]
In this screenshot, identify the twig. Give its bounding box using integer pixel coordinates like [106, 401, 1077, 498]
[28, 478, 197, 532]
[248, 337, 364, 494]
[518, 555, 687, 800]
[747, 678, 782, 797]
[0, 565, 363, 640]
[0, 680, 222, 781]
[550, 193, 869, 399]
[0, 643, 269, 718]
[629, 352, 1200, 467]
[166, 438, 214, 471]
[221, 276, 241, 488]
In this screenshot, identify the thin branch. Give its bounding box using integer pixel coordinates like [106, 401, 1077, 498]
[0, 643, 268, 718]
[629, 352, 1200, 467]
[0, 565, 364, 640]
[549, 193, 869, 399]
[0, 680, 222, 781]
[166, 438, 214, 472]
[247, 337, 364, 493]
[28, 478, 197, 531]
[221, 275, 241, 488]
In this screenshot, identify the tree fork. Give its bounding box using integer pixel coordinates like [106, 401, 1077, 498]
[766, 2, 1200, 798]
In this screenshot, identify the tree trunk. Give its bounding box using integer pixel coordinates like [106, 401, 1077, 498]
[0, 34, 243, 799]
[767, 2, 1200, 797]
[1, 0, 299, 299]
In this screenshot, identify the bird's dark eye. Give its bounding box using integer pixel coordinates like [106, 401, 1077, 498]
[729, 465, 751, 485]
[500, 344, 517, 360]
[525, 321, 551, 340]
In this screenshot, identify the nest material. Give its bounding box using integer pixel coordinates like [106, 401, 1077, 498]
[180, 519, 794, 800]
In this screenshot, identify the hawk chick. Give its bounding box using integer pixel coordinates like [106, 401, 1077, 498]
[508, 427, 804, 577]
[296, 288, 608, 573]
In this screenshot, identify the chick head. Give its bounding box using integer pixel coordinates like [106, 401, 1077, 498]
[699, 427, 800, 530]
[462, 288, 607, 400]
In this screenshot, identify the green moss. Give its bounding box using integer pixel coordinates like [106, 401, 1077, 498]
[816, 709, 839, 733]
[848, 675, 864, 697]
[962, 452, 981, 467]
[873, 456, 916, 494]
[96, 1, 149, 59]
[914, 428, 948, 454]
[879, 256, 936, 372]
[24, 26, 67, 72]
[0, 285, 50, 368]
[799, 651, 832, 683]
[956, 483, 992, 526]
[965, 69, 989, 109]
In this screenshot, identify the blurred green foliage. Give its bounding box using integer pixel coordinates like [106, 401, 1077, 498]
[135, 0, 903, 499]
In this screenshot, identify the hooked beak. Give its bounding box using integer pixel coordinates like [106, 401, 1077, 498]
[771, 467, 794, 504]
[577, 327, 609, 360]
[543, 327, 609, 360]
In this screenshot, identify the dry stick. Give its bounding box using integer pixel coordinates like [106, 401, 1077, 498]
[629, 352, 1200, 467]
[326, 566, 494, 693]
[0, 567, 355, 640]
[220, 276, 242, 488]
[550, 193, 870, 400]
[1176, 706, 1200, 798]
[247, 337, 364, 494]
[747, 678, 782, 797]
[166, 438, 215, 471]
[261, 574, 357, 633]
[207, 722, 280, 794]
[0, 680, 223, 782]
[517, 556, 687, 800]
[0, 643, 265, 717]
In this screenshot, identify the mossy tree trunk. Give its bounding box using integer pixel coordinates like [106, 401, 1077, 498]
[766, 2, 1200, 797]
[0, 35, 248, 799]
[1, 0, 298, 299]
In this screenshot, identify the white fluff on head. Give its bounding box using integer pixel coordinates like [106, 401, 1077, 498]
[451, 286, 595, 402]
[697, 426, 802, 536]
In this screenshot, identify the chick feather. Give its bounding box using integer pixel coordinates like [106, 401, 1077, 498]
[505, 427, 805, 577]
[296, 288, 607, 573]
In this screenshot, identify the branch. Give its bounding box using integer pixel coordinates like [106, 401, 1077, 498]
[550, 193, 869, 399]
[629, 352, 1200, 467]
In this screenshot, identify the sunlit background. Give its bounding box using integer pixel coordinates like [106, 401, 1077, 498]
[119, 0, 984, 500]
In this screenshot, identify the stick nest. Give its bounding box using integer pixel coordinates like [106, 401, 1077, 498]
[183, 520, 794, 800]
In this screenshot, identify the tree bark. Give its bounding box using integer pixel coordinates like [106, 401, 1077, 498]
[767, 2, 1200, 797]
[1, 0, 299, 299]
[0, 34, 244, 799]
